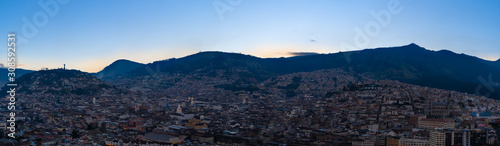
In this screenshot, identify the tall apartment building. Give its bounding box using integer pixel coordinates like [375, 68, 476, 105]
[426, 129, 488, 146]
[429, 130, 454, 146]
[453, 129, 487, 146]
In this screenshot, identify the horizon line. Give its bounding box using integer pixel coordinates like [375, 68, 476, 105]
[5, 44, 499, 73]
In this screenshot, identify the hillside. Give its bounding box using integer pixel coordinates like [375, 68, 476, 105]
[493, 59, 500, 69]
[100, 44, 500, 99]
[1, 69, 120, 97]
[0, 68, 33, 86]
[119, 51, 275, 84]
[93, 59, 144, 79]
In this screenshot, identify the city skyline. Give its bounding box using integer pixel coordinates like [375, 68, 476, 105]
[2, 1, 500, 145]
[1, 0, 499, 72]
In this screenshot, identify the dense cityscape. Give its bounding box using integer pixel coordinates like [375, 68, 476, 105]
[0, 67, 499, 145]
[2, 1, 500, 145]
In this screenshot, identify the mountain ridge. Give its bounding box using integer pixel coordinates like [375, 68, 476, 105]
[1, 69, 122, 98]
[93, 59, 144, 79]
[99, 43, 500, 99]
[0, 68, 34, 87]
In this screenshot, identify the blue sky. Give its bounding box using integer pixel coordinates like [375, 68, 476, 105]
[1, 0, 499, 72]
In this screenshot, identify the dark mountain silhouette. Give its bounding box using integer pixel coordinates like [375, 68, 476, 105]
[97, 43, 500, 99]
[93, 59, 144, 79]
[0, 68, 33, 86]
[125, 51, 273, 84]
[271, 44, 499, 99]
[1, 69, 119, 97]
[474, 56, 500, 70]
[493, 59, 500, 69]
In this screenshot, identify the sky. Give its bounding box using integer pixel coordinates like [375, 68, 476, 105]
[1, 0, 499, 72]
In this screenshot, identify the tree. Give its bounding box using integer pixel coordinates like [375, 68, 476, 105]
[100, 122, 107, 133]
[87, 123, 93, 130]
[71, 130, 80, 139]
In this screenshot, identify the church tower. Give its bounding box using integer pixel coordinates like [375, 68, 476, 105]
[176, 104, 183, 114]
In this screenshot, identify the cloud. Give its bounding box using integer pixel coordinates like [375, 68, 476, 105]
[288, 52, 320, 57]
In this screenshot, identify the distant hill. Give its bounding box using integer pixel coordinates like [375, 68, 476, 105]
[106, 43, 500, 99]
[93, 59, 144, 79]
[0, 68, 33, 86]
[475, 57, 500, 70]
[1, 69, 119, 97]
[119, 52, 274, 84]
[291, 44, 500, 99]
[493, 59, 500, 69]
[9, 44, 496, 100]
